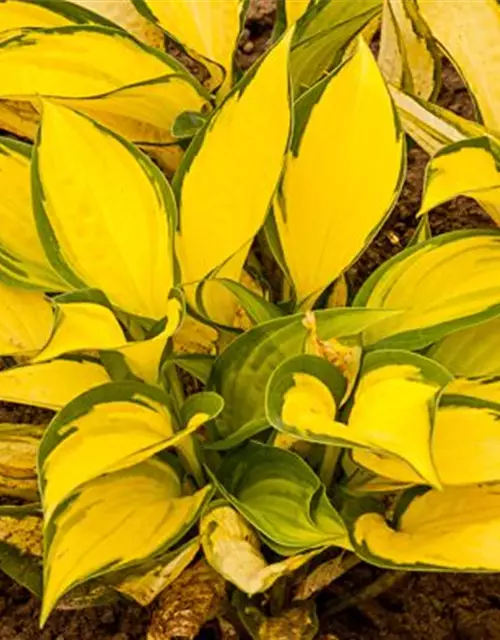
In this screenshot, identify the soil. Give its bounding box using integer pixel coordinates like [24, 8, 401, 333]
[1, 4, 499, 640]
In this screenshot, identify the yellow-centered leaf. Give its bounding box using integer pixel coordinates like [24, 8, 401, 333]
[34, 102, 175, 319]
[138, 0, 243, 91]
[175, 30, 292, 289]
[0, 359, 111, 410]
[378, 0, 439, 100]
[275, 38, 404, 304]
[0, 282, 53, 356]
[354, 484, 500, 571]
[419, 137, 500, 225]
[0, 138, 67, 290]
[416, 0, 500, 131]
[41, 458, 211, 624]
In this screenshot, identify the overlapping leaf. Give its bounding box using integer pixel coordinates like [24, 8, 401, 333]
[378, 0, 440, 100]
[208, 441, 349, 553]
[274, 38, 405, 305]
[38, 381, 222, 520]
[210, 308, 399, 439]
[353, 484, 500, 571]
[33, 102, 176, 319]
[0, 138, 68, 290]
[355, 230, 500, 349]
[269, 350, 451, 487]
[416, 0, 500, 131]
[41, 457, 212, 624]
[134, 0, 245, 93]
[175, 30, 293, 321]
[290, 0, 382, 93]
[0, 25, 208, 171]
[0, 359, 111, 410]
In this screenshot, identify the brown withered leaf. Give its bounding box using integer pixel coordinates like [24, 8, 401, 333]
[293, 553, 360, 601]
[0, 504, 117, 607]
[217, 616, 239, 639]
[260, 603, 318, 640]
[236, 594, 318, 640]
[148, 559, 228, 640]
[302, 311, 362, 402]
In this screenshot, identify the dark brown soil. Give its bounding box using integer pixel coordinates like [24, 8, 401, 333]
[1, 6, 499, 640]
[324, 566, 500, 640]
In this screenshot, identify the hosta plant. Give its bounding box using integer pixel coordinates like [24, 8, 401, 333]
[1, 0, 500, 637]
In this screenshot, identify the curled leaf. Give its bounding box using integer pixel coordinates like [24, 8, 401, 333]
[201, 504, 317, 595]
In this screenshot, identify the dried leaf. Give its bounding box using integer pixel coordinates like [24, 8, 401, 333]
[173, 315, 218, 355]
[259, 604, 318, 640]
[217, 616, 239, 639]
[237, 596, 318, 640]
[0, 505, 117, 606]
[293, 553, 360, 601]
[201, 505, 316, 595]
[148, 560, 228, 640]
[303, 311, 362, 401]
[0, 473, 39, 500]
[115, 539, 200, 606]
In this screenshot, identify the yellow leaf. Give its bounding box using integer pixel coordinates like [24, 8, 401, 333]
[41, 458, 211, 624]
[32, 302, 126, 364]
[359, 232, 500, 349]
[0, 26, 207, 166]
[201, 505, 317, 595]
[39, 383, 209, 521]
[347, 362, 442, 487]
[355, 391, 500, 487]
[280, 359, 444, 487]
[34, 101, 175, 319]
[70, 0, 166, 48]
[430, 320, 500, 377]
[0, 359, 111, 410]
[140, 0, 243, 91]
[285, 0, 311, 26]
[64, 76, 207, 175]
[416, 0, 500, 131]
[0, 0, 70, 29]
[33, 298, 181, 383]
[0, 138, 68, 289]
[432, 402, 500, 486]
[275, 38, 404, 304]
[0, 283, 53, 356]
[175, 30, 292, 289]
[354, 484, 500, 570]
[378, 0, 439, 100]
[0, 26, 179, 97]
[419, 137, 500, 225]
[117, 298, 182, 383]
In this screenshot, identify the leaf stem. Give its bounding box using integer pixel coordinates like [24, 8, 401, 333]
[319, 446, 341, 488]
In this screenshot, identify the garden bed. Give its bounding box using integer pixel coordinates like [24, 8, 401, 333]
[1, 3, 498, 639]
